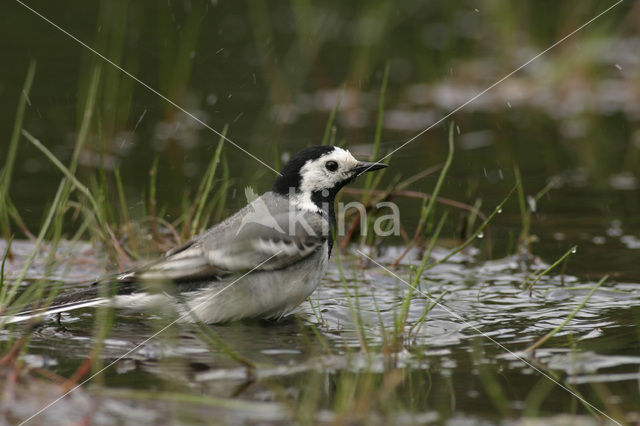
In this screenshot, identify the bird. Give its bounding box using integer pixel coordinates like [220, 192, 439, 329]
[5, 145, 387, 324]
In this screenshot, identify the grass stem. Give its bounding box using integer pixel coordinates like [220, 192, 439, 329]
[524, 275, 606, 352]
[524, 245, 577, 295]
[0, 61, 36, 244]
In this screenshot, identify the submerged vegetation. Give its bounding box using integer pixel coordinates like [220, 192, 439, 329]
[1, 1, 640, 425]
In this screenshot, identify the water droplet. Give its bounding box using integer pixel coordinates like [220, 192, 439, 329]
[456, 125, 461, 135]
[497, 208, 502, 214]
[527, 195, 537, 213]
[206, 93, 218, 105]
[571, 247, 577, 254]
[615, 63, 622, 70]
[477, 232, 484, 239]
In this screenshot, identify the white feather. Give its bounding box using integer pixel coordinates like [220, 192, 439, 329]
[252, 238, 315, 257]
[0, 298, 107, 325]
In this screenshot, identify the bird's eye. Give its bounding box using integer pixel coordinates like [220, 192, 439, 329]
[325, 160, 338, 172]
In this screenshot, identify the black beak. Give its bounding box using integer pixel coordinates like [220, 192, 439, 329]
[353, 161, 388, 176]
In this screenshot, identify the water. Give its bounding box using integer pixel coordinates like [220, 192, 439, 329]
[1, 1, 640, 424]
[2, 236, 640, 424]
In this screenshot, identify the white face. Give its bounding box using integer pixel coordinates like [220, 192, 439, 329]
[298, 147, 359, 193]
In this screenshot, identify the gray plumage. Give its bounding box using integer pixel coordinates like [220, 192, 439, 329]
[112, 193, 331, 323]
[3, 145, 386, 324]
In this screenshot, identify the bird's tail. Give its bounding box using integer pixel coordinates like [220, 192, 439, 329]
[0, 283, 109, 326]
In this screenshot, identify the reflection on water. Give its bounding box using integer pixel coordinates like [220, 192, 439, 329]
[2, 237, 640, 424]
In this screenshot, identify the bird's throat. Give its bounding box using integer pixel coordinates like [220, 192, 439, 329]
[288, 189, 338, 257]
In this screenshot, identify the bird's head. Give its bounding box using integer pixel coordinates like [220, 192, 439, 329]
[273, 145, 387, 213]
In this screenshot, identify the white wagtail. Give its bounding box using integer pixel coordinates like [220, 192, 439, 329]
[7, 145, 386, 324]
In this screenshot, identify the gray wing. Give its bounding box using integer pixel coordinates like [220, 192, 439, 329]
[128, 208, 328, 284]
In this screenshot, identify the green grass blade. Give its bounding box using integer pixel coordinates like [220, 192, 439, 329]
[413, 211, 449, 283]
[321, 85, 344, 146]
[335, 248, 369, 353]
[525, 275, 606, 352]
[421, 122, 455, 226]
[363, 62, 389, 196]
[1, 61, 36, 241]
[513, 164, 529, 244]
[524, 245, 578, 295]
[192, 126, 227, 235]
[0, 180, 67, 310]
[424, 185, 517, 271]
[21, 131, 101, 216]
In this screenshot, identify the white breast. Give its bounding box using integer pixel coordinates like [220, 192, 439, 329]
[180, 242, 329, 323]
